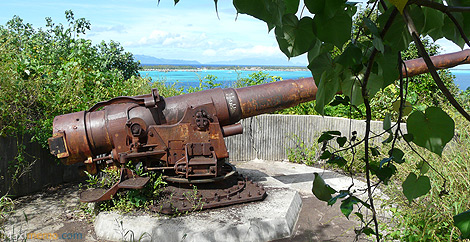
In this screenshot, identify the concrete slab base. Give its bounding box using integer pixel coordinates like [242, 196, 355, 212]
[94, 187, 301, 242]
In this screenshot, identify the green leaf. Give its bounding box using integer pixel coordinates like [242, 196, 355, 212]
[313, 66, 341, 115]
[417, 160, 430, 174]
[407, 107, 455, 156]
[336, 43, 363, 68]
[423, 7, 445, 38]
[370, 147, 380, 156]
[382, 133, 393, 144]
[402, 172, 431, 203]
[284, 0, 299, 14]
[389, 148, 405, 164]
[372, 36, 384, 53]
[312, 172, 336, 202]
[442, 12, 466, 48]
[362, 227, 376, 236]
[392, 100, 413, 116]
[383, 113, 392, 132]
[275, 15, 317, 58]
[340, 196, 364, 219]
[318, 131, 340, 142]
[336, 136, 347, 147]
[233, 0, 286, 30]
[454, 210, 470, 239]
[313, 10, 352, 48]
[320, 150, 332, 159]
[387, 0, 409, 14]
[327, 155, 347, 167]
[403, 133, 414, 142]
[375, 50, 399, 89]
[305, 0, 344, 17]
[372, 162, 396, 183]
[364, 17, 379, 36]
[328, 190, 349, 206]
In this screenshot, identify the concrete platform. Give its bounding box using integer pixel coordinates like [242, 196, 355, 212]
[95, 187, 302, 242]
[94, 159, 371, 242]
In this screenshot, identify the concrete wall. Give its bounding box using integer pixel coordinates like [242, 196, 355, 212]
[225, 114, 404, 161]
[0, 114, 401, 196]
[0, 135, 82, 197]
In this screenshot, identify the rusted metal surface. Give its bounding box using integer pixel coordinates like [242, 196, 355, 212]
[152, 173, 266, 215]
[402, 49, 470, 77]
[80, 167, 150, 202]
[48, 50, 470, 212]
[235, 77, 318, 119]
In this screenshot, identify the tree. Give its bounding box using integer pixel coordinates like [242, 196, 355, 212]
[203, 0, 470, 240]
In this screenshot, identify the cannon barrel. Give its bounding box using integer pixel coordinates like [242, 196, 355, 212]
[49, 50, 470, 167]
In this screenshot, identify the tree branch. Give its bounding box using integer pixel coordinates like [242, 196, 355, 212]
[416, 0, 470, 12]
[403, 8, 470, 122]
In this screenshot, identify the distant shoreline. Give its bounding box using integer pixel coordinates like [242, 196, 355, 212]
[139, 65, 308, 72]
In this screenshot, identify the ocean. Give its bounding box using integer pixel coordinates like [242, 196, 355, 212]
[139, 69, 470, 91]
[139, 69, 312, 90]
[451, 69, 470, 91]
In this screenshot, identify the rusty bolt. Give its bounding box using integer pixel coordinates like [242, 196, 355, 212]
[130, 123, 142, 136]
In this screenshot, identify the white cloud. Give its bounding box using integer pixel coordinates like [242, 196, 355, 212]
[203, 49, 217, 56]
[226, 45, 280, 57]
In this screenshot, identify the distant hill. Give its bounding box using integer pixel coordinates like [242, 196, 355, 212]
[135, 55, 201, 65]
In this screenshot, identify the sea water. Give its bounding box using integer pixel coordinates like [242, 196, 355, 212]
[451, 69, 470, 91]
[139, 69, 312, 90]
[139, 69, 470, 91]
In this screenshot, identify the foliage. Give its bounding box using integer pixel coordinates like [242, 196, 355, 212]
[83, 165, 167, 214]
[186, 74, 222, 93]
[0, 11, 145, 145]
[0, 11, 157, 191]
[227, 0, 470, 239]
[231, 71, 282, 88]
[380, 116, 470, 241]
[286, 135, 316, 165]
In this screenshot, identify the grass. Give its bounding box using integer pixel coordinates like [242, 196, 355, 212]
[379, 115, 470, 241]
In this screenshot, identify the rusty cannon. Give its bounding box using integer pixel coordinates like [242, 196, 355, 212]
[48, 50, 470, 214]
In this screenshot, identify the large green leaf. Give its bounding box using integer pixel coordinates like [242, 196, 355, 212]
[442, 12, 466, 48]
[314, 66, 341, 115]
[423, 7, 445, 39]
[340, 196, 368, 219]
[313, 10, 352, 48]
[275, 15, 316, 58]
[402, 172, 431, 203]
[284, 0, 299, 14]
[406, 107, 455, 156]
[312, 172, 336, 202]
[305, 0, 345, 17]
[233, 0, 286, 30]
[454, 210, 470, 239]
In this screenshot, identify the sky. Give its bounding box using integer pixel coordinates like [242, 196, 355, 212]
[0, 0, 466, 66]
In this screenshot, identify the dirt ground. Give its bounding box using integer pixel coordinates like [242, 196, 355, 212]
[2, 182, 104, 242]
[1, 182, 368, 242]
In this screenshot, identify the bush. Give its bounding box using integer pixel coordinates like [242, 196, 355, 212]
[0, 11, 148, 145]
[0, 11, 157, 188]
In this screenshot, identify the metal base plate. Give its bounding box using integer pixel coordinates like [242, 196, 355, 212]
[151, 174, 267, 214]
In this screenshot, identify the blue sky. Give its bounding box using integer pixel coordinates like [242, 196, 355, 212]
[0, 0, 465, 66]
[1, 0, 309, 65]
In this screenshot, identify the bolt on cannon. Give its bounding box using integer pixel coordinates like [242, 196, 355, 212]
[48, 50, 470, 214]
